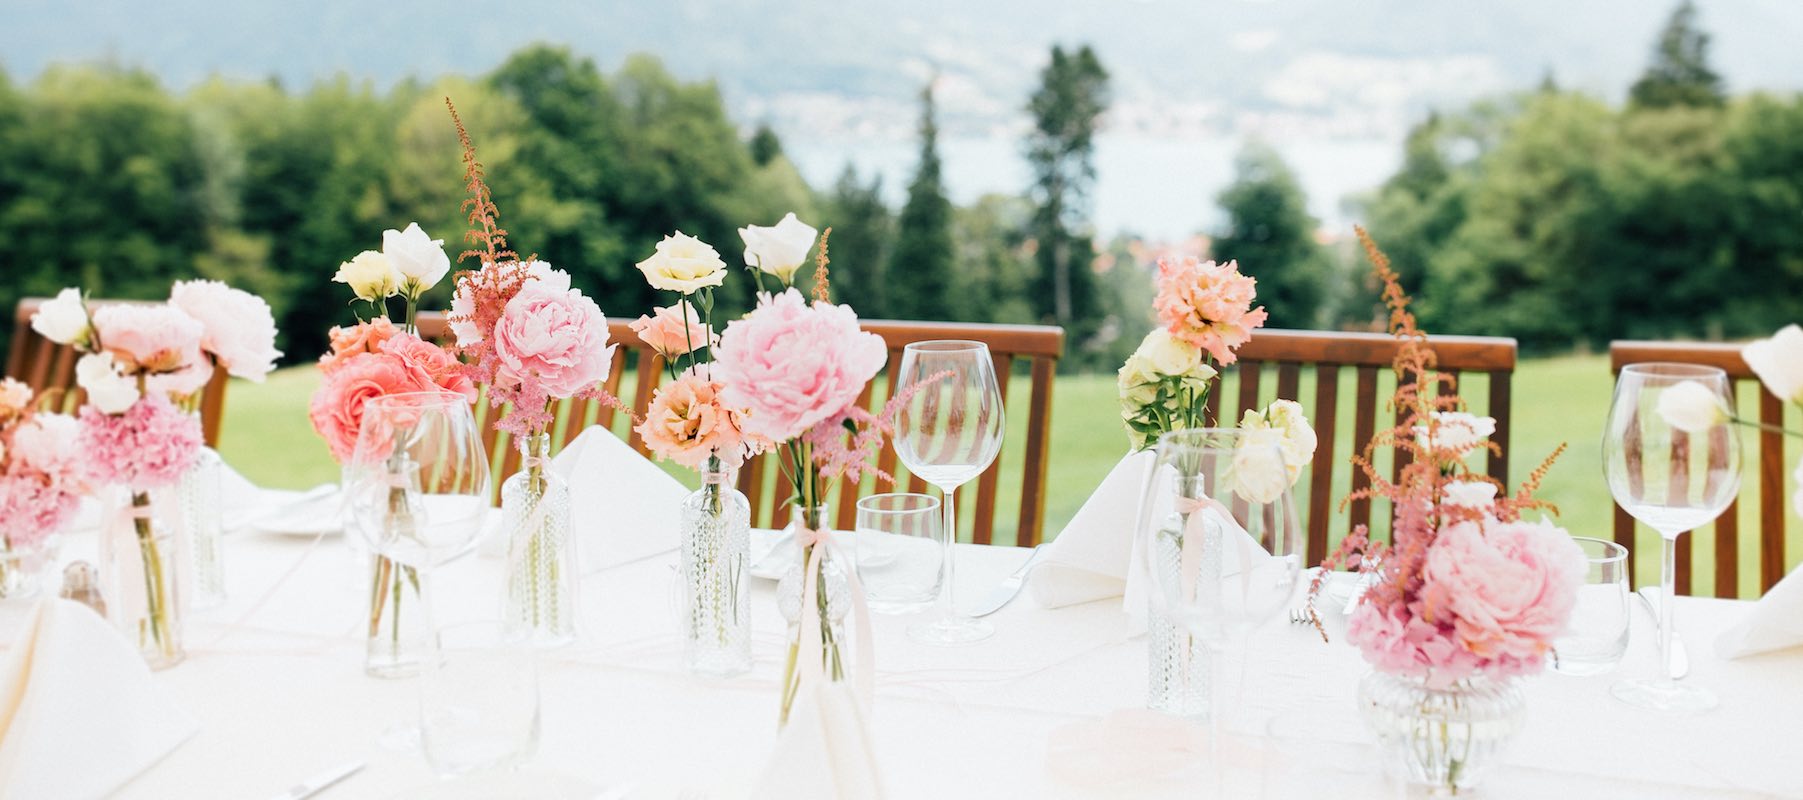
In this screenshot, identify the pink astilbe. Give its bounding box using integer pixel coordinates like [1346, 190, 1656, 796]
[1152, 256, 1268, 365]
[802, 370, 950, 484]
[78, 395, 202, 490]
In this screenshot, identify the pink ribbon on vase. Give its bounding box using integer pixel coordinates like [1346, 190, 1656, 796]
[793, 522, 876, 706]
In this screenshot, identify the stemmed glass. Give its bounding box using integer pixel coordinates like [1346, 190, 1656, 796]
[1603, 363, 1740, 711]
[893, 341, 1006, 645]
[1136, 429, 1304, 774]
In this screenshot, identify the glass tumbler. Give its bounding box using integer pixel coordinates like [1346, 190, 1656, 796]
[854, 493, 942, 614]
[419, 622, 540, 776]
[1551, 537, 1630, 676]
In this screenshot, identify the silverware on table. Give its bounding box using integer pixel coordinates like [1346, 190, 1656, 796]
[1635, 587, 1690, 679]
[970, 544, 1048, 617]
[268, 760, 363, 800]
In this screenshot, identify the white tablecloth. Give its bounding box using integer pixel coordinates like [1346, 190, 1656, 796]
[4, 489, 1800, 800]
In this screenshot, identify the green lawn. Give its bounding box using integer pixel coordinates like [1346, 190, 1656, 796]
[220, 355, 1800, 594]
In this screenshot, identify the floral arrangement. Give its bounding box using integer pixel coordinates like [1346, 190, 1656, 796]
[1119, 256, 1268, 450]
[1310, 229, 1584, 689]
[0, 379, 84, 566]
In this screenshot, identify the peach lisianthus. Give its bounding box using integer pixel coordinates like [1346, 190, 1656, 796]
[630, 301, 716, 358]
[635, 372, 750, 469]
[1151, 256, 1268, 365]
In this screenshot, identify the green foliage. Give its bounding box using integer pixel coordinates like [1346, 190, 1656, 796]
[821, 165, 893, 315]
[950, 194, 1036, 325]
[1629, 0, 1725, 110]
[1025, 45, 1110, 351]
[1211, 143, 1331, 329]
[886, 81, 957, 321]
[748, 123, 783, 167]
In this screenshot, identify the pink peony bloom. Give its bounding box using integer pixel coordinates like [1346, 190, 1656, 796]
[380, 334, 477, 402]
[714, 289, 887, 443]
[9, 413, 82, 478]
[307, 352, 438, 463]
[78, 395, 203, 490]
[0, 475, 82, 549]
[1346, 599, 1487, 688]
[630, 300, 717, 358]
[1152, 257, 1268, 365]
[320, 317, 401, 375]
[492, 280, 615, 398]
[1421, 518, 1585, 672]
[169, 280, 283, 381]
[635, 372, 749, 469]
[91, 303, 213, 398]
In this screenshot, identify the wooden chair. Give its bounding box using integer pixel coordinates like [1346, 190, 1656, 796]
[7, 297, 230, 446]
[416, 312, 1064, 546]
[1209, 329, 1518, 566]
[1609, 341, 1791, 598]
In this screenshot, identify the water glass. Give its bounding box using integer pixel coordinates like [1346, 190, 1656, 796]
[854, 493, 942, 614]
[419, 623, 540, 776]
[1551, 537, 1630, 676]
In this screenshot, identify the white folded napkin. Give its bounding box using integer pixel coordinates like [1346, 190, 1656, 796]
[751, 681, 886, 800]
[0, 599, 199, 799]
[1028, 451, 1155, 612]
[1716, 562, 1803, 658]
[550, 426, 690, 571]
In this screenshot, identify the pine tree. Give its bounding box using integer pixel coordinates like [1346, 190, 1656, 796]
[1629, 0, 1725, 109]
[886, 81, 956, 320]
[1211, 143, 1329, 328]
[1025, 45, 1109, 339]
[823, 164, 893, 316]
[748, 123, 783, 166]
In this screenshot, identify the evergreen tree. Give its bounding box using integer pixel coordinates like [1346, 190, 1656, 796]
[748, 123, 783, 167]
[1629, 0, 1725, 109]
[822, 164, 893, 316]
[886, 81, 956, 320]
[1025, 45, 1109, 342]
[1211, 143, 1329, 328]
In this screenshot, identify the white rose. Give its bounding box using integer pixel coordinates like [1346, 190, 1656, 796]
[1260, 399, 1317, 480]
[334, 250, 400, 302]
[30, 288, 92, 348]
[1416, 411, 1497, 458]
[1231, 428, 1292, 504]
[1443, 480, 1499, 509]
[739, 213, 819, 285]
[638, 231, 728, 294]
[382, 222, 451, 298]
[1135, 329, 1209, 378]
[1656, 380, 1729, 434]
[1117, 353, 1161, 409]
[1743, 324, 1803, 406]
[76, 352, 140, 414]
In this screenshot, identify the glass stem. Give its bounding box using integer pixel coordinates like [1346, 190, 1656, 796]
[940, 484, 958, 624]
[1659, 532, 1678, 683]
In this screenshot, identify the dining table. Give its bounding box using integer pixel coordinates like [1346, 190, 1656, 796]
[3, 479, 1798, 800]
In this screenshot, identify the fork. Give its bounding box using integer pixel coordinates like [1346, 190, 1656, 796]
[1288, 603, 1314, 625]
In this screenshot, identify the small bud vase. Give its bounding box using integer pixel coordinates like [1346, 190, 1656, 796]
[100, 487, 184, 669]
[776, 504, 851, 726]
[1359, 671, 1526, 795]
[680, 456, 752, 676]
[503, 433, 576, 647]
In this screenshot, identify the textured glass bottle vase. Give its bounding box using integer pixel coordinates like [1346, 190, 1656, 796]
[101, 488, 185, 670]
[1147, 604, 1210, 717]
[504, 433, 576, 647]
[680, 458, 752, 676]
[174, 446, 227, 610]
[776, 504, 851, 725]
[1359, 671, 1526, 795]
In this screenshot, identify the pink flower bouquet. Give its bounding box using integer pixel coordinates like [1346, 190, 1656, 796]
[0, 380, 86, 593]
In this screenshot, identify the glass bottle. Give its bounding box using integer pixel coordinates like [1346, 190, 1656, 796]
[100, 487, 184, 669]
[503, 433, 576, 647]
[679, 456, 752, 676]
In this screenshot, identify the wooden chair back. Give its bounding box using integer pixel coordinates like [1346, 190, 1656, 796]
[1212, 329, 1518, 566]
[1610, 341, 1790, 598]
[416, 312, 1064, 546]
[7, 297, 230, 446]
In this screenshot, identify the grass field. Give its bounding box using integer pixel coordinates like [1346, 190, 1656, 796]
[221, 355, 1800, 595]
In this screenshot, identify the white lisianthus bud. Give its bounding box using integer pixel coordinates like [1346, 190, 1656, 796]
[333, 250, 400, 302]
[1742, 324, 1803, 406]
[75, 352, 140, 414]
[739, 213, 819, 285]
[1416, 411, 1498, 458]
[382, 222, 451, 298]
[1656, 380, 1729, 434]
[30, 288, 93, 348]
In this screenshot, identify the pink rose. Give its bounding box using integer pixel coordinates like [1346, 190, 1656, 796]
[491, 281, 615, 398]
[630, 301, 716, 358]
[169, 280, 283, 381]
[1421, 518, 1585, 672]
[714, 289, 887, 443]
[1152, 257, 1268, 365]
[307, 352, 437, 463]
[380, 334, 477, 402]
[91, 303, 212, 397]
[635, 372, 747, 469]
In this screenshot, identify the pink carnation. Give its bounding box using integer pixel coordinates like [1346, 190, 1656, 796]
[92, 303, 213, 397]
[1152, 257, 1268, 365]
[630, 301, 716, 358]
[169, 280, 283, 381]
[492, 281, 615, 399]
[320, 318, 401, 375]
[308, 352, 438, 463]
[635, 372, 748, 469]
[1421, 518, 1585, 671]
[714, 289, 887, 443]
[78, 395, 202, 490]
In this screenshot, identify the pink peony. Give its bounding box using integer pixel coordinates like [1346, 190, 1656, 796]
[491, 281, 614, 398]
[714, 289, 887, 443]
[635, 372, 748, 469]
[0, 475, 82, 549]
[1152, 257, 1268, 365]
[91, 303, 212, 397]
[1346, 600, 1485, 688]
[169, 280, 283, 381]
[9, 413, 81, 477]
[78, 395, 202, 490]
[380, 334, 477, 402]
[630, 300, 717, 358]
[320, 317, 401, 374]
[308, 352, 438, 463]
[1420, 518, 1585, 674]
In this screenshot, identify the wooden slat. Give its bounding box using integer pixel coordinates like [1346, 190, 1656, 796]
[1707, 406, 1736, 598]
[1018, 357, 1057, 546]
[1240, 328, 1516, 372]
[971, 352, 1013, 546]
[627, 353, 664, 456]
[1614, 504, 1638, 590]
[1759, 387, 1785, 593]
[1236, 361, 1262, 421]
[874, 350, 904, 488]
[1487, 369, 1512, 486]
[1671, 429, 1694, 598]
[1275, 362, 1301, 404]
[738, 450, 769, 529]
[1306, 364, 1340, 565]
[1349, 366, 1379, 534]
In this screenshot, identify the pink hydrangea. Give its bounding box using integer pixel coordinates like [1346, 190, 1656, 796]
[635, 372, 749, 469]
[492, 280, 615, 398]
[91, 303, 213, 398]
[0, 378, 30, 419]
[169, 280, 283, 381]
[714, 289, 887, 443]
[630, 300, 717, 358]
[9, 413, 81, 477]
[1152, 257, 1268, 365]
[1345, 600, 1486, 688]
[78, 395, 202, 490]
[1422, 518, 1585, 670]
[0, 410, 85, 549]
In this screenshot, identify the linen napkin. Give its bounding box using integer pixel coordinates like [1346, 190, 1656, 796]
[1716, 562, 1803, 658]
[1027, 451, 1155, 611]
[0, 598, 199, 799]
[750, 681, 886, 800]
[550, 426, 690, 571]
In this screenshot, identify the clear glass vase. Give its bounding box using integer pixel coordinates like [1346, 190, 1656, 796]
[365, 552, 430, 678]
[776, 504, 850, 726]
[1147, 602, 1209, 718]
[1359, 671, 1526, 795]
[100, 488, 184, 669]
[172, 445, 226, 610]
[680, 457, 752, 676]
[503, 433, 576, 647]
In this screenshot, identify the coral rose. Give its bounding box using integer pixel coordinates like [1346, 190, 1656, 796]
[630, 301, 716, 358]
[320, 318, 401, 374]
[307, 353, 436, 463]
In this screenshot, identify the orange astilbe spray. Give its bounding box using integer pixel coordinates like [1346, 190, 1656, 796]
[811, 227, 833, 304]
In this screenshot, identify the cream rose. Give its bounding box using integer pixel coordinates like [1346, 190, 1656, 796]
[1743, 324, 1803, 406]
[334, 250, 400, 302]
[1232, 427, 1292, 504]
[1134, 328, 1210, 378]
[1444, 480, 1499, 509]
[76, 352, 140, 414]
[739, 213, 819, 285]
[1243, 399, 1316, 482]
[637, 232, 728, 294]
[1656, 380, 1728, 434]
[30, 288, 92, 348]
[382, 222, 451, 298]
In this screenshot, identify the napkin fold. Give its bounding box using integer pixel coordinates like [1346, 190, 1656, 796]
[1716, 562, 1803, 659]
[550, 426, 690, 571]
[0, 599, 198, 799]
[751, 681, 886, 800]
[1027, 451, 1154, 611]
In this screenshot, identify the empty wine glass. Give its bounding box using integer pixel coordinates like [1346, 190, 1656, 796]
[893, 341, 1005, 645]
[346, 391, 492, 571]
[1603, 363, 1740, 711]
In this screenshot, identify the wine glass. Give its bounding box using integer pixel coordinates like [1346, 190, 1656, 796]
[893, 341, 1005, 645]
[1603, 363, 1740, 711]
[1136, 429, 1304, 772]
[347, 391, 492, 571]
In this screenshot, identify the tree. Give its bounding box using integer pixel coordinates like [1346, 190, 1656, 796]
[1629, 0, 1725, 110]
[1211, 143, 1330, 328]
[821, 164, 892, 316]
[950, 194, 1035, 324]
[748, 123, 783, 167]
[886, 80, 956, 320]
[1025, 45, 1109, 342]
